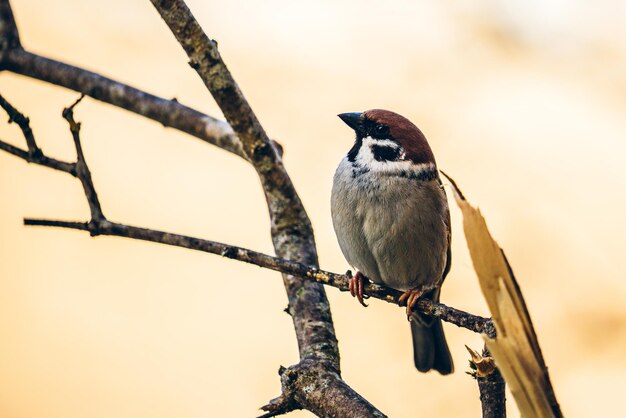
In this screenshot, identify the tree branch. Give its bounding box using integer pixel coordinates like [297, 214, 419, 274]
[147, 1, 358, 415]
[22, 215, 494, 337]
[467, 345, 506, 418]
[0, 0, 20, 54]
[477, 349, 506, 418]
[0, 2, 245, 159]
[259, 359, 385, 418]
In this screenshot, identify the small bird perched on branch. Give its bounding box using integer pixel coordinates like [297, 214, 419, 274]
[331, 109, 453, 374]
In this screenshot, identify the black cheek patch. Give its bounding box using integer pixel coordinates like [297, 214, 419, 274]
[371, 145, 400, 162]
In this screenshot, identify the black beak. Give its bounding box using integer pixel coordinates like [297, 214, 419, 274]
[338, 112, 363, 133]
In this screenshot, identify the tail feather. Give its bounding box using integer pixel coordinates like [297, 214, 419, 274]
[410, 317, 453, 374]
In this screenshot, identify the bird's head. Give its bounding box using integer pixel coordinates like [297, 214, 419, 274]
[338, 109, 437, 178]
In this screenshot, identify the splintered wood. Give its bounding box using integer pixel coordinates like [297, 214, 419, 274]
[442, 172, 561, 418]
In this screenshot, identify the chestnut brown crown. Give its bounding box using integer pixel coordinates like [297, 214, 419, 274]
[338, 109, 436, 165]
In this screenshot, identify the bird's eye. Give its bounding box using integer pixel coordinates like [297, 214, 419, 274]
[374, 124, 387, 135]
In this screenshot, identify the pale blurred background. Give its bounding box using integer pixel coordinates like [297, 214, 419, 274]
[1, 0, 625, 417]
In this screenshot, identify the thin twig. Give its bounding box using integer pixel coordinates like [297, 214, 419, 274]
[21, 216, 495, 336]
[61, 94, 105, 222]
[0, 93, 76, 174]
[0, 94, 39, 155]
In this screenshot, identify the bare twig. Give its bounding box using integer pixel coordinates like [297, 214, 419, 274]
[0, 93, 75, 173]
[0, 93, 106, 225]
[61, 94, 105, 223]
[21, 216, 494, 336]
[0, 94, 39, 154]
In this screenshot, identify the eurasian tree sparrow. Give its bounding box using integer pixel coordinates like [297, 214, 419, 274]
[331, 109, 453, 374]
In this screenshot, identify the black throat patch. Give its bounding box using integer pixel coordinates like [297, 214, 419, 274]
[347, 136, 363, 162]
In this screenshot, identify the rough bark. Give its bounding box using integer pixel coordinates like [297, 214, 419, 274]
[261, 359, 385, 417]
[144, 3, 358, 416]
[476, 347, 506, 418]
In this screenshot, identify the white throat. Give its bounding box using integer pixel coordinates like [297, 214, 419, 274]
[353, 136, 436, 178]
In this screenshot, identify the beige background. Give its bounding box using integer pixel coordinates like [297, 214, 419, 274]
[1, 1, 625, 417]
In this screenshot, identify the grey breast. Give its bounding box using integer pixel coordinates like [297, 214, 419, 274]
[331, 157, 449, 291]
[331, 157, 383, 283]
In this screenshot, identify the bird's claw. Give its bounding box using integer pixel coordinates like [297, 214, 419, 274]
[398, 288, 424, 319]
[348, 271, 369, 307]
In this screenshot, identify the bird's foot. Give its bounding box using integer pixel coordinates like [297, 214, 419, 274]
[348, 271, 369, 307]
[398, 287, 428, 319]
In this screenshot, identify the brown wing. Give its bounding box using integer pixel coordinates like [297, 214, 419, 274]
[439, 176, 452, 284]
